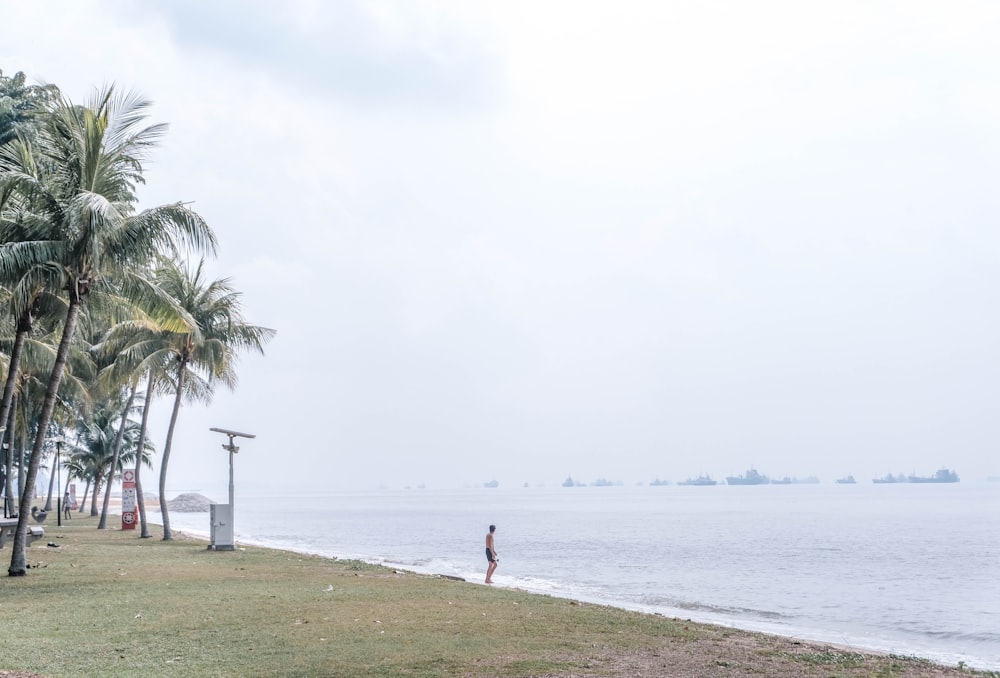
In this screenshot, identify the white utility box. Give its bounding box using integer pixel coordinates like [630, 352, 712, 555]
[209, 503, 235, 551]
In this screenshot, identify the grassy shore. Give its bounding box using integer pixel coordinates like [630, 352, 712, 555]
[0, 516, 993, 678]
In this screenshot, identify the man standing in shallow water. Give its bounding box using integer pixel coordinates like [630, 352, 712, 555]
[485, 524, 498, 583]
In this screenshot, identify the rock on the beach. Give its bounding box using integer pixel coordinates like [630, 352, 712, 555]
[165, 493, 215, 512]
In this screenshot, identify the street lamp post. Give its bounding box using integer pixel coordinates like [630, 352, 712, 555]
[0, 426, 6, 519]
[54, 437, 64, 527]
[1, 444, 7, 519]
[208, 428, 255, 551]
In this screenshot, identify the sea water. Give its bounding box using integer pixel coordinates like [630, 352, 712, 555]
[160, 482, 1000, 670]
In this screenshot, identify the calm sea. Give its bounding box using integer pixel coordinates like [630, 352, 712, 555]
[159, 482, 1000, 671]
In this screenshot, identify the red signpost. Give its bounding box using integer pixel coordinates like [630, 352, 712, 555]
[121, 468, 137, 530]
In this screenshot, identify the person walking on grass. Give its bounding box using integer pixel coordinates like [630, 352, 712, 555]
[485, 524, 498, 583]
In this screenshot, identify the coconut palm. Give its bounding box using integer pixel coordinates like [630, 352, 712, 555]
[96, 380, 137, 529]
[73, 397, 152, 517]
[88, 315, 143, 529]
[134, 371, 157, 537]
[0, 139, 61, 513]
[151, 258, 274, 540]
[66, 429, 153, 518]
[4, 319, 93, 513]
[2, 393, 15, 514]
[64, 442, 101, 514]
[95, 319, 181, 538]
[62, 433, 101, 514]
[0, 70, 58, 149]
[78, 401, 120, 516]
[0, 85, 215, 576]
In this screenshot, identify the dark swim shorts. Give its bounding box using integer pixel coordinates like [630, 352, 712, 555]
[486, 548, 496, 563]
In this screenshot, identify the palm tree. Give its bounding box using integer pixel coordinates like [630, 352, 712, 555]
[94, 320, 178, 538]
[153, 259, 274, 540]
[2, 393, 15, 515]
[134, 371, 158, 537]
[0, 85, 215, 576]
[73, 397, 151, 518]
[88, 315, 142, 530]
[5, 318, 92, 513]
[96, 380, 137, 529]
[64, 441, 101, 514]
[0, 138, 63, 513]
[0, 70, 58, 149]
[77, 401, 117, 516]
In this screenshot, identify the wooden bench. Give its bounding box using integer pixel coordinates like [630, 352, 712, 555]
[0, 518, 44, 548]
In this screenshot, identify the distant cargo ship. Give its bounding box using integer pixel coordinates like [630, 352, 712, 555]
[873, 469, 959, 484]
[770, 475, 821, 485]
[726, 468, 769, 485]
[908, 468, 959, 483]
[678, 475, 717, 486]
[836, 475, 856, 484]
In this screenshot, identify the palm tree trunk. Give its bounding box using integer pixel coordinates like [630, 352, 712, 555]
[78, 480, 90, 513]
[137, 370, 155, 538]
[9, 299, 81, 576]
[17, 400, 27, 499]
[4, 400, 16, 517]
[0, 321, 29, 514]
[43, 456, 56, 511]
[90, 472, 102, 516]
[98, 381, 138, 529]
[158, 362, 187, 541]
[0, 327, 25, 437]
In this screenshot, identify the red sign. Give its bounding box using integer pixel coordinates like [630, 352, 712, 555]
[121, 468, 136, 530]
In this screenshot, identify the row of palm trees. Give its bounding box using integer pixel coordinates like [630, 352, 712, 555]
[0, 74, 274, 576]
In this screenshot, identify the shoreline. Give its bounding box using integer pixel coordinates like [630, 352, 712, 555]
[5, 515, 988, 677]
[148, 513, 997, 673]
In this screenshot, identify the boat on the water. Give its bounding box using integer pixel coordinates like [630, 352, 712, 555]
[678, 474, 717, 486]
[649, 478, 671, 486]
[908, 468, 959, 483]
[873, 469, 959, 484]
[726, 468, 769, 485]
[836, 475, 856, 484]
[771, 475, 820, 484]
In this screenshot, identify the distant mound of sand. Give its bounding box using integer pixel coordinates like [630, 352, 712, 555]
[165, 493, 215, 512]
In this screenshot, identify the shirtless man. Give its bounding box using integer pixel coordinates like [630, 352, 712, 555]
[485, 524, 498, 583]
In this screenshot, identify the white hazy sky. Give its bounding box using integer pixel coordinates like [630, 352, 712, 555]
[2, 1, 999, 494]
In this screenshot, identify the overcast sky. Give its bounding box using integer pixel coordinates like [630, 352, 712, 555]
[2, 1, 999, 494]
